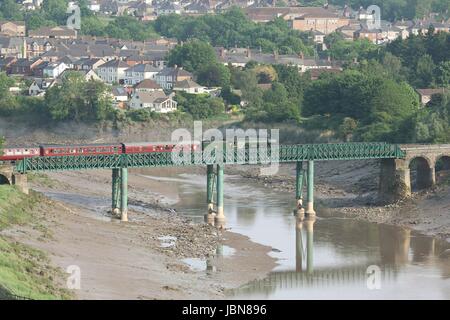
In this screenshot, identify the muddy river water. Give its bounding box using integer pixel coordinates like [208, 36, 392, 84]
[142, 171, 450, 300]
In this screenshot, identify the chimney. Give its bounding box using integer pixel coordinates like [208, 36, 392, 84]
[299, 51, 304, 59]
[273, 50, 278, 61]
[327, 55, 331, 62]
[246, 47, 251, 58]
[219, 47, 225, 58]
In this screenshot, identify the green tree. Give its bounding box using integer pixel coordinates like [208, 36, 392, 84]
[415, 54, 436, 87]
[0, 0, 24, 20]
[196, 63, 231, 88]
[436, 61, 450, 87]
[167, 40, 217, 72]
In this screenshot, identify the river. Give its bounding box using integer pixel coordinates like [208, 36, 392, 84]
[141, 170, 450, 300]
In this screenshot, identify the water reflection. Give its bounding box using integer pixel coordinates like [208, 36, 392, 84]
[137, 170, 450, 299]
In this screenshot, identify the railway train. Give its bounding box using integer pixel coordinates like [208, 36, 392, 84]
[0, 137, 276, 163]
[0, 141, 201, 162]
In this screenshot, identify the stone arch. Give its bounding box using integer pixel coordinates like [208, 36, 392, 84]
[435, 155, 450, 184]
[0, 174, 10, 185]
[408, 156, 434, 191]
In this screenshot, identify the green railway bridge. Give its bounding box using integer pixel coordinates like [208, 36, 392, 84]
[1, 143, 449, 227]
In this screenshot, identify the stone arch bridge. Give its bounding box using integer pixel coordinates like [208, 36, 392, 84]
[379, 144, 450, 202]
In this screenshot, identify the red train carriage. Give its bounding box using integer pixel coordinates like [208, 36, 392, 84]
[122, 141, 200, 154]
[0, 147, 40, 161]
[40, 144, 123, 157]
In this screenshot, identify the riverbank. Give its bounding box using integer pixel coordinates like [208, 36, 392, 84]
[3, 170, 276, 300]
[0, 186, 71, 299]
[227, 161, 450, 242]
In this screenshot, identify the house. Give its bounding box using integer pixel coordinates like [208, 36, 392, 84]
[155, 67, 193, 90]
[29, 78, 56, 96]
[60, 69, 102, 82]
[96, 59, 129, 84]
[0, 21, 26, 37]
[73, 58, 106, 71]
[244, 7, 350, 35]
[129, 90, 177, 113]
[287, 7, 350, 35]
[416, 88, 448, 105]
[173, 79, 206, 94]
[10, 58, 43, 75]
[29, 26, 78, 39]
[111, 86, 130, 109]
[156, 2, 183, 16]
[124, 63, 159, 85]
[133, 79, 163, 92]
[43, 62, 68, 78]
[88, 0, 101, 12]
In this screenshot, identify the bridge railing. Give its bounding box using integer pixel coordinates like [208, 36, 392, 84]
[13, 143, 406, 173]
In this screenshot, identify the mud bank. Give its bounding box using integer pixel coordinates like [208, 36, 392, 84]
[5, 170, 276, 300]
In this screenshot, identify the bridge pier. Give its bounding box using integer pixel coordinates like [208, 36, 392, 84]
[111, 168, 120, 216]
[12, 173, 28, 195]
[295, 161, 305, 216]
[304, 216, 315, 275]
[204, 164, 215, 225]
[120, 167, 128, 222]
[306, 160, 315, 216]
[295, 215, 304, 272]
[379, 159, 411, 202]
[214, 164, 226, 229]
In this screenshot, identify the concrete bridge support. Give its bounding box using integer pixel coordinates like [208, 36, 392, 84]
[304, 216, 315, 274]
[120, 168, 128, 222]
[204, 164, 215, 225]
[379, 159, 411, 202]
[0, 165, 28, 194]
[214, 164, 226, 228]
[306, 160, 315, 216]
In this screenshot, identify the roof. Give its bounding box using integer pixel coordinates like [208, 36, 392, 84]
[133, 79, 162, 90]
[133, 91, 168, 104]
[98, 59, 129, 69]
[125, 63, 159, 73]
[173, 79, 202, 89]
[416, 88, 447, 96]
[112, 86, 128, 97]
[156, 67, 193, 78]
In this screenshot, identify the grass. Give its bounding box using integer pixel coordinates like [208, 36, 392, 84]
[0, 185, 71, 299]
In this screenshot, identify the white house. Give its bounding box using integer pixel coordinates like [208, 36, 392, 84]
[29, 78, 55, 96]
[96, 59, 129, 84]
[124, 63, 159, 85]
[173, 79, 206, 94]
[88, 0, 101, 12]
[129, 90, 177, 113]
[43, 62, 68, 78]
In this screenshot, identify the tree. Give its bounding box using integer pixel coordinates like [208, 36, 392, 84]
[42, 0, 69, 25]
[415, 54, 436, 87]
[0, 0, 24, 20]
[252, 65, 278, 83]
[196, 63, 231, 88]
[45, 72, 113, 122]
[436, 61, 450, 87]
[175, 93, 225, 119]
[167, 40, 217, 72]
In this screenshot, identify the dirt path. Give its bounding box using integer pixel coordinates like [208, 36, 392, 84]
[4, 169, 276, 300]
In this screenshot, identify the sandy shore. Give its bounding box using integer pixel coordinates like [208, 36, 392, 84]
[4, 168, 276, 300]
